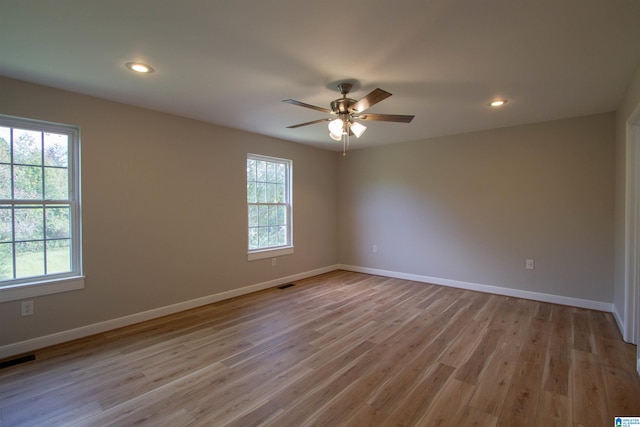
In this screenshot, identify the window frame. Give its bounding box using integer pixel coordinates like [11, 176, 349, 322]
[246, 153, 293, 261]
[0, 114, 83, 302]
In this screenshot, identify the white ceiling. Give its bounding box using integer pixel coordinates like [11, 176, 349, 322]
[1, 0, 640, 151]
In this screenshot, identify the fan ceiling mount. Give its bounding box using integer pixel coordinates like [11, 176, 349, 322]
[283, 82, 414, 155]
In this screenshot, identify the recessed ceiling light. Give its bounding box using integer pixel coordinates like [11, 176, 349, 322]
[489, 99, 508, 107]
[125, 62, 154, 73]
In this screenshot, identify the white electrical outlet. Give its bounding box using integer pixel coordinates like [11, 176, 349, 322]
[526, 259, 535, 270]
[21, 300, 34, 316]
[271, 258, 277, 267]
[372, 245, 378, 253]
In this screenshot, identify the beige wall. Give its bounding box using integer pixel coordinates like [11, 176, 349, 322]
[338, 113, 615, 302]
[0, 77, 339, 346]
[614, 62, 640, 321]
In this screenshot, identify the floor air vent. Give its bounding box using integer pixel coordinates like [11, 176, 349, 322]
[277, 283, 295, 290]
[0, 354, 35, 370]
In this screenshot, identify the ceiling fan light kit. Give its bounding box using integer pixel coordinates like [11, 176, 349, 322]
[328, 118, 345, 136]
[350, 121, 366, 138]
[284, 82, 414, 156]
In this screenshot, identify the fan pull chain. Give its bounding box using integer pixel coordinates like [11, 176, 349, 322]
[342, 121, 350, 156]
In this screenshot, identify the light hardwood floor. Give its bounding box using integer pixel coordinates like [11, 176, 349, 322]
[1, 270, 639, 426]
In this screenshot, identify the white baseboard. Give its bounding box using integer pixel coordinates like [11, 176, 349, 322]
[0, 265, 339, 359]
[338, 264, 613, 313]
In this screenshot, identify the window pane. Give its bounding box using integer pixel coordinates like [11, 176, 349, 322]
[277, 205, 285, 226]
[14, 165, 43, 199]
[15, 240, 44, 278]
[248, 228, 258, 250]
[256, 161, 267, 182]
[0, 164, 11, 199]
[266, 183, 276, 203]
[258, 205, 268, 227]
[13, 129, 42, 166]
[247, 159, 256, 181]
[277, 226, 286, 246]
[269, 226, 279, 247]
[0, 206, 12, 242]
[266, 162, 276, 183]
[43, 132, 68, 167]
[276, 163, 285, 184]
[0, 126, 10, 163]
[256, 182, 266, 203]
[248, 205, 258, 227]
[258, 227, 268, 248]
[45, 167, 69, 200]
[46, 206, 70, 239]
[0, 243, 13, 280]
[47, 239, 71, 274]
[276, 184, 284, 203]
[268, 205, 277, 226]
[15, 206, 44, 241]
[247, 181, 256, 203]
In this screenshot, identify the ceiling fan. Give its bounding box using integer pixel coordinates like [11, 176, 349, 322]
[283, 83, 414, 155]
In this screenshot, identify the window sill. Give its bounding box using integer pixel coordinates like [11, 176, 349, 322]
[248, 246, 294, 261]
[0, 276, 85, 302]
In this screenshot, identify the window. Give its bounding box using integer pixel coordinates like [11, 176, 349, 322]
[247, 154, 293, 260]
[0, 114, 83, 301]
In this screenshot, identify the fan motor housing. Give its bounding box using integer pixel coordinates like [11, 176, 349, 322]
[331, 98, 357, 114]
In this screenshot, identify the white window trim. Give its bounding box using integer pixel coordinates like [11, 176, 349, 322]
[247, 153, 294, 261]
[247, 246, 294, 261]
[0, 276, 85, 302]
[0, 114, 84, 302]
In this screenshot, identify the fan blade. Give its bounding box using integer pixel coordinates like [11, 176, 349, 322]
[283, 99, 332, 113]
[350, 88, 392, 113]
[286, 118, 331, 128]
[358, 113, 414, 123]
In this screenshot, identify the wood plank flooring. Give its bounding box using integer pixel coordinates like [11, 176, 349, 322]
[1, 270, 639, 426]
